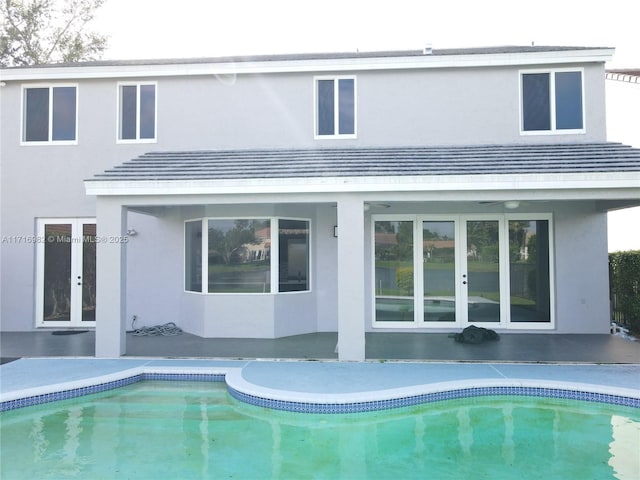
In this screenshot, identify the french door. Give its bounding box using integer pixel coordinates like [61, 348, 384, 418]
[373, 215, 553, 329]
[36, 219, 96, 327]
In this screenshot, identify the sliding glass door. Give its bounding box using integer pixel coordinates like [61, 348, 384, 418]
[422, 221, 456, 323]
[464, 219, 502, 324]
[374, 220, 414, 322]
[373, 215, 553, 329]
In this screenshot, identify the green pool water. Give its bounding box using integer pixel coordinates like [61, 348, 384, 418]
[1, 381, 638, 479]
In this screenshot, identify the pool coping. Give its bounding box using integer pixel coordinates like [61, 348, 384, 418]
[2, 359, 639, 413]
[224, 368, 640, 412]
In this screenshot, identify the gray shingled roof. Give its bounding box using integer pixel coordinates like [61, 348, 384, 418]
[87, 143, 640, 182]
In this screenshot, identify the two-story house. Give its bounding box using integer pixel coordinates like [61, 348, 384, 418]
[1, 46, 639, 361]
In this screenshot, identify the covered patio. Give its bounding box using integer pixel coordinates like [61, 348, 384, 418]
[1, 331, 638, 364]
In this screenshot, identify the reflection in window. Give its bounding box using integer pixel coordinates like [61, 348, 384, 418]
[423, 221, 456, 322]
[208, 219, 271, 293]
[466, 221, 500, 323]
[82, 224, 97, 322]
[43, 224, 72, 321]
[374, 221, 414, 321]
[185, 218, 311, 294]
[509, 220, 551, 322]
[24, 86, 77, 142]
[185, 220, 202, 292]
[279, 220, 310, 292]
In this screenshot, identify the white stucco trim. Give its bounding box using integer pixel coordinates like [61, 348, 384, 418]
[1, 49, 614, 82]
[84, 171, 640, 198]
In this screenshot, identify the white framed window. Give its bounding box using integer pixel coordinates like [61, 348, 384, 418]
[314, 76, 356, 138]
[185, 217, 310, 294]
[520, 69, 585, 134]
[21, 84, 78, 144]
[117, 82, 157, 142]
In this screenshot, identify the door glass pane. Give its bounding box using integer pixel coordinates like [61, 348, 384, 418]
[375, 221, 414, 322]
[208, 219, 271, 293]
[423, 221, 456, 322]
[81, 224, 97, 322]
[43, 224, 72, 322]
[279, 219, 309, 292]
[509, 220, 551, 322]
[466, 221, 500, 322]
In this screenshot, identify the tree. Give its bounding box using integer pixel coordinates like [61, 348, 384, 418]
[0, 0, 108, 67]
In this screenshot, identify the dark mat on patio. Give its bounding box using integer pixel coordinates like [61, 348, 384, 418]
[51, 330, 89, 336]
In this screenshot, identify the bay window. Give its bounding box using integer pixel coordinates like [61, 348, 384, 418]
[185, 218, 310, 294]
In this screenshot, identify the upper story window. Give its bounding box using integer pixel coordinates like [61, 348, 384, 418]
[520, 69, 584, 134]
[22, 85, 77, 144]
[315, 76, 356, 138]
[118, 82, 156, 142]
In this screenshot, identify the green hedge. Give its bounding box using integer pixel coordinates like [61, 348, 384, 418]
[609, 250, 640, 333]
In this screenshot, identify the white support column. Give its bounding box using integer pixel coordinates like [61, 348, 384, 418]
[336, 196, 366, 361]
[95, 197, 127, 357]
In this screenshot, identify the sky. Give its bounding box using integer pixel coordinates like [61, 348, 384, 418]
[91, 0, 639, 251]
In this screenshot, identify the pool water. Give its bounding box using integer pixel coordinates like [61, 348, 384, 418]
[1, 381, 638, 479]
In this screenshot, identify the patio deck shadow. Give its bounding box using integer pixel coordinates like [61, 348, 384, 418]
[1, 331, 639, 364]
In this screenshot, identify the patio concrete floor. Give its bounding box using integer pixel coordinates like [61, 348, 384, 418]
[2, 332, 639, 414]
[1, 330, 639, 364]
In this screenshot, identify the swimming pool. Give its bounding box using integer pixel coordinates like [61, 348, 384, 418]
[1, 380, 638, 479]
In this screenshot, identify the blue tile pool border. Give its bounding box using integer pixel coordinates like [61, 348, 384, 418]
[227, 385, 640, 414]
[2, 371, 639, 414]
[0, 373, 225, 412]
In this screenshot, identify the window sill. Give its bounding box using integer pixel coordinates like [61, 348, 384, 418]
[116, 138, 157, 144]
[21, 141, 78, 146]
[314, 134, 357, 140]
[520, 129, 586, 136]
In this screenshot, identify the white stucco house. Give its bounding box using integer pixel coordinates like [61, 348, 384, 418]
[1, 45, 639, 361]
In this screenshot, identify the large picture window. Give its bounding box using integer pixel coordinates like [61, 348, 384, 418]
[118, 82, 156, 141]
[521, 70, 583, 133]
[315, 77, 356, 137]
[185, 218, 310, 294]
[23, 85, 77, 143]
[208, 219, 271, 293]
